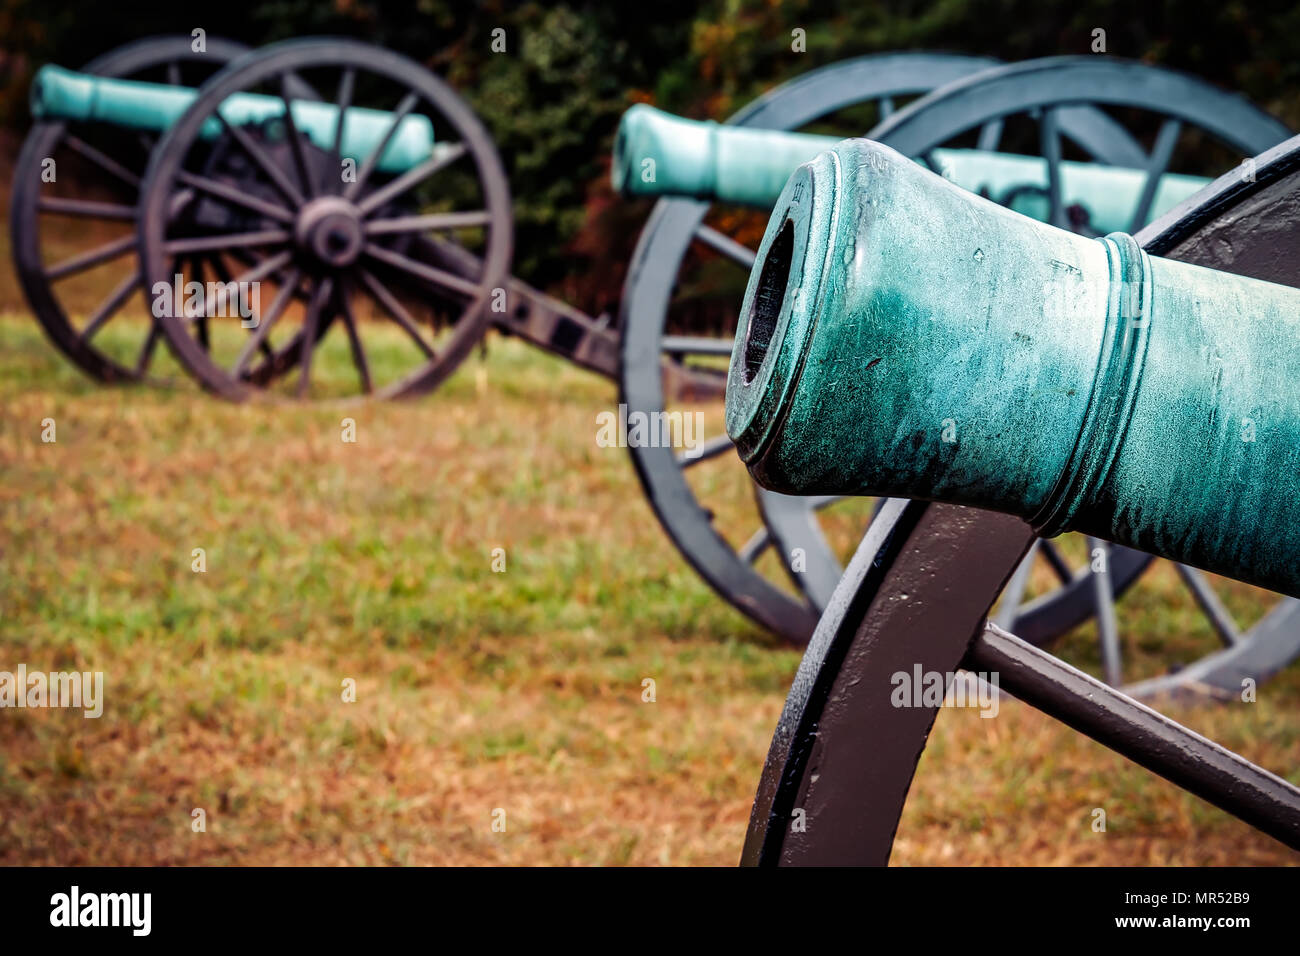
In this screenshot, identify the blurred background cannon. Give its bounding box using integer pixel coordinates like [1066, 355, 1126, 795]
[613, 103, 1209, 230]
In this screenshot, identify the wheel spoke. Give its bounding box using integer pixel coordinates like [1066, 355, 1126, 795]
[877, 96, 894, 120]
[337, 282, 373, 394]
[362, 242, 482, 299]
[225, 249, 295, 288]
[166, 61, 182, 86]
[344, 90, 420, 201]
[189, 256, 211, 352]
[327, 68, 355, 196]
[79, 270, 140, 343]
[693, 224, 757, 269]
[1173, 563, 1242, 647]
[163, 229, 291, 256]
[677, 433, 733, 467]
[175, 170, 295, 223]
[296, 278, 335, 397]
[993, 541, 1038, 631]
[661, 335, 733, 357]
[738, 526, 772, 565]
[232, 269, 301, 377]
[206, 253, 276, 360]
[188, 249, 295, 325]
[1087, 537, 1123, 686]
[355, 267, 438, 359]
[364, 209, 490, 237]
[967, 624, 1300, 851]
[1039, 539, 1074, 584]
[63, 135, 141, 190]
[1128, 118, 1182, 232]
[38, 197, 136, 221]
[134, 321, 162, 376]
[357, 144, 468, 216]
[1039, 108, 1067, 229]
[278, 74, 316, 199]
[46, 233, 137, 281]
[216, 112, 305, 207]
[977, 119, 1004, 152]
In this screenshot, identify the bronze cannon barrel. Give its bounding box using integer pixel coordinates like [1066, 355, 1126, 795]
[725, 139, 1300, 598]
[30, 64, 435, 174]
[612, 104, 1209, 231]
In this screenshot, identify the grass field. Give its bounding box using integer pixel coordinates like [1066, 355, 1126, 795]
[1, 312, 1298, 865]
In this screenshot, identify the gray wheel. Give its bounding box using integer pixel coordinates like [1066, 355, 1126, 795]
[621, 53, 1004, 642]
[9, 36, 259, 384]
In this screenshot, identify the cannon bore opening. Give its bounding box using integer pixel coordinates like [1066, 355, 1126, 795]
[743, 217, 795, 384]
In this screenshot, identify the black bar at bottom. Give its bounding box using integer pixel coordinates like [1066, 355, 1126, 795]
[0, 866, 1291, 941]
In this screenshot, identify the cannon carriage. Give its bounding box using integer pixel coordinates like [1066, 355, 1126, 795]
[13, 36, 625, 399]
[729, 132, 1300, 862]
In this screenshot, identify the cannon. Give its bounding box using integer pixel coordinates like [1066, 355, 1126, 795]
[739, 135, 1300, 863]
[615, 54, 1298, 701]
[727, 138, 1300, 597]
[12, 37, 630, 399]
[9, 35, 290, 385]
[31, 65, 436, 174]
[614, 103, 1210, 233]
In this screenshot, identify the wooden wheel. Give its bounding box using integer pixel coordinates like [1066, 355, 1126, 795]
[137, 38, 513, 400]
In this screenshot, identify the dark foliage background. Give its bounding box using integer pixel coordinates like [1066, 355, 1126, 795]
[3, 0, 1299, 316]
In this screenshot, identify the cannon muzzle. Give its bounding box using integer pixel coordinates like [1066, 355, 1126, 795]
[726, 139, 1300, 598]
[614, 104, 1208, 233]
[31, 65, 434, 174]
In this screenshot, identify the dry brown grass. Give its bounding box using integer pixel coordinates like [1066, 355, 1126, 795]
[0, 306, 1296, 865]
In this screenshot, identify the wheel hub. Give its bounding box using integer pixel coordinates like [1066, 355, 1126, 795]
[296, 196, 364, 268]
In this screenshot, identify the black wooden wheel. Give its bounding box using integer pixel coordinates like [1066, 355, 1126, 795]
[743, 135, 1300, 865]
[9, 36, 259, 384]
[618, 54, 1272, 643]
[744, 501, 1300, 864]
[137, 38, 513, 400]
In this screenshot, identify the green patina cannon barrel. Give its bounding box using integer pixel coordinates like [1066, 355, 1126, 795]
[31, 64, 433, 174]
[725, 138, 1300, 598]
[613, 104, 1209, 234]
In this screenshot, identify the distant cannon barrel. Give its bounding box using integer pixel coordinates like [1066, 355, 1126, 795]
[613, 104, 1209, 232]
[30, 64, 434, 174]
[725, 139, 1300, 598]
